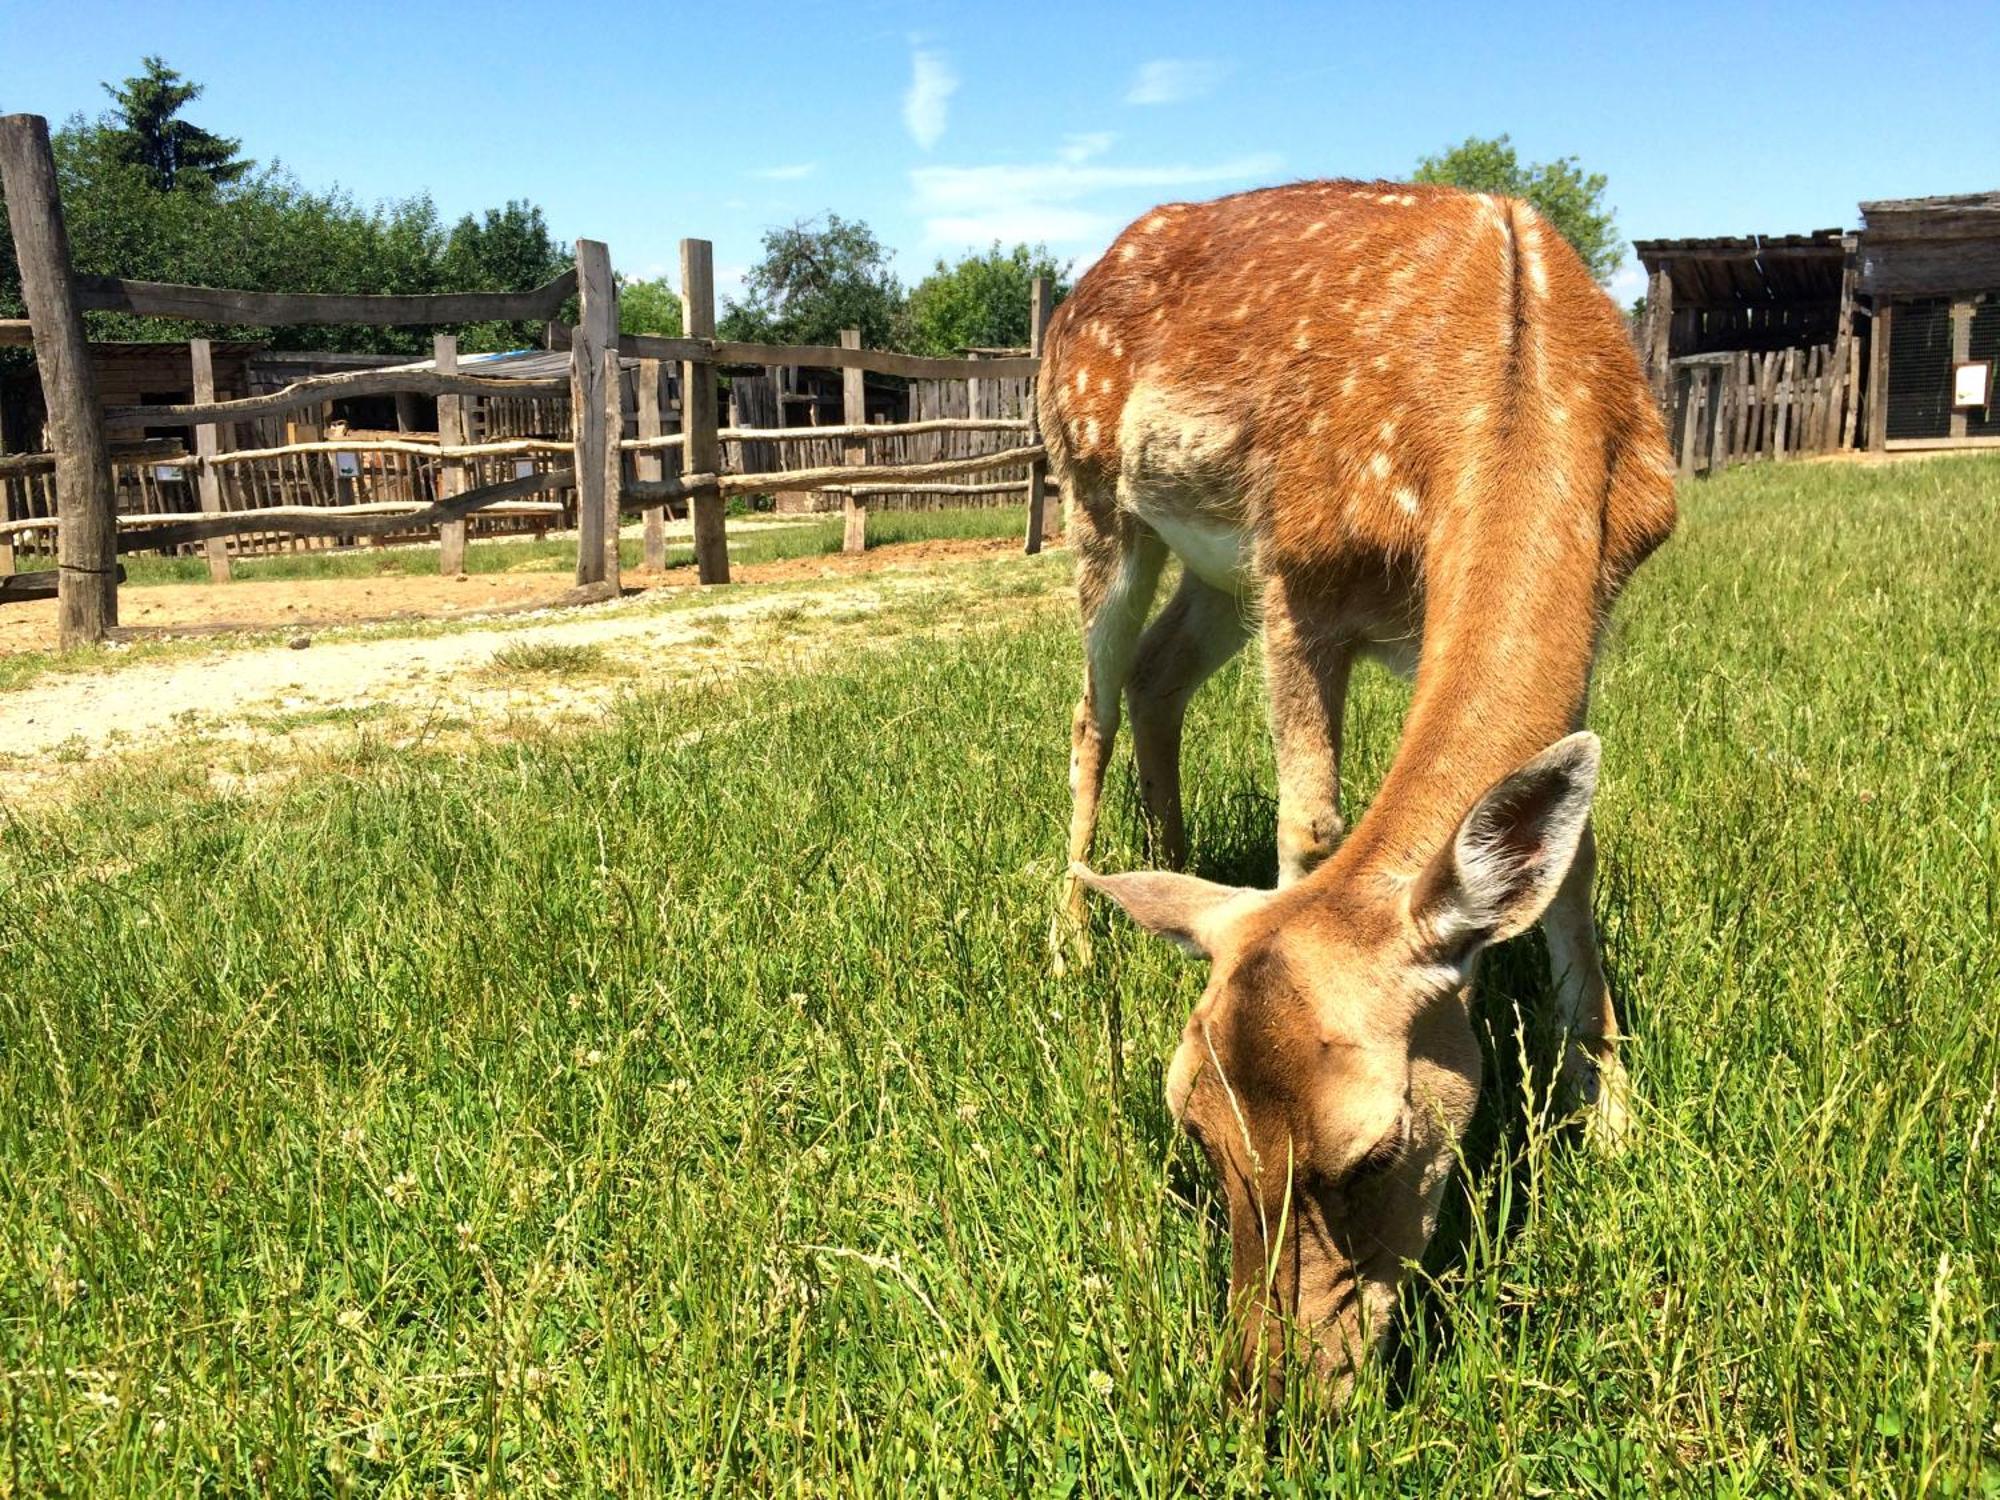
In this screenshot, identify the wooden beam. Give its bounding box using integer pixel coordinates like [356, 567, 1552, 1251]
[0, 319, 32, 347]
[570, 240, 618, 589]
[618, 331, 1040, 382]
[435, 335, 469, 575]
[72, 267, 577, 326]
[681, 239, 729, 584]
[0, 114, 117, 644]
[1024, 275, 1053, 554]
[189, 338, 232, 581]
[636, 358, 668, 571]
[103, 366, 568, 431]
[1, 564, 125, 604]
[1645, 268, 1674, 407]
[840, 328, 867, 555]
[1867, 303, 1893, 451]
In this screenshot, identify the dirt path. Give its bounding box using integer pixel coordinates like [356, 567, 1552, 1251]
[0, 535, 1028, 656]
[0, 536, 1064, 802]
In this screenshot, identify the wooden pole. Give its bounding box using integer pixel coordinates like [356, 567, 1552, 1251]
[1867, 304, 1893, 452]
[570, 239, 619, 589]
[840, 328, 868, 554]
[637, 358, 668, 570]
[189, 338, 233, 581]
[681, 239, 728, 583]
[0, 114, 117, 644]
[1024, 275, 1054, 554]
[1644, 266, 1674, 408]
[434, 334, 469, 575]
[1949, 299, 1973, 443]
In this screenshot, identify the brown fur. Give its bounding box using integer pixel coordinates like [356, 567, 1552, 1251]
[1048, 181, 1675, 1399]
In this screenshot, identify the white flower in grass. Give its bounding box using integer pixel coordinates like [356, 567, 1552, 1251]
[1086, 1368, 1114, 1399]
[386, 1171, 418, 1207]
[335, 1307, 366, 1333]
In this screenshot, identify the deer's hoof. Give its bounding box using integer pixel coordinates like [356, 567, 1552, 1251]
[1560, 1039, 1632, 1155]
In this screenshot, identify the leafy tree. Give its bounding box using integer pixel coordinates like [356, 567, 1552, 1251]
[720, 214, 902, 349]
[101, 57, 250, 194]
[618, 276, 683, 337]
[438, 200, 570, 350]
[1412, 135, 1620, 283]
[900, 242, 1071, 357]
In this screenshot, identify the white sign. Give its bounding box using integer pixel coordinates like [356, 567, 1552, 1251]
[1955, 361, 1991, 408]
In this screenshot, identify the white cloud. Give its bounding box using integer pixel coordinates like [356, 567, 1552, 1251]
[912, 149, 1283, 250]
[1124, 59, 1223, 106]
[1057, 131, 1116, 165]
[1607, 260, 1646, 306]
[751, 163, 817, 181]
[903, 47, 959, 149]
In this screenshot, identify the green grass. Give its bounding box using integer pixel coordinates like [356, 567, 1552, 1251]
[481, 640, 613, 678]
[1, 458, 1995, 1494]
[11, 503, 1034, 587]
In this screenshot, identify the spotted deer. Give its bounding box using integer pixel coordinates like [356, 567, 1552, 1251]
[1042, 181, 1675, 1398]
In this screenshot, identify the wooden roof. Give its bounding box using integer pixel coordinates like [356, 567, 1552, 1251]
[1857, 190, 2000, 296]
[1631, 230, 1848, 310]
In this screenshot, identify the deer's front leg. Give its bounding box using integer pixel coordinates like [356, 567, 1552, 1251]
[1053, 527, 1167, 967]
[1262, 597, 1353, 887]
[1542, 818, 1631, 1150]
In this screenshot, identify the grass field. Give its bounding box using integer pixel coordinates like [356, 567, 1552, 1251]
[1, 458, 1995, 1494]
[8, 503, 1033, 587]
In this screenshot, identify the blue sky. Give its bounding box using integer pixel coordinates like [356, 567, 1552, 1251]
[3, 0, 1993, 308]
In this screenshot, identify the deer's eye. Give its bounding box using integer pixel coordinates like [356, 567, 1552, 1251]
[1349, 1113, 1411, 1182]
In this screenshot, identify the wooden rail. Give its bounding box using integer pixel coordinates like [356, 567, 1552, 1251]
[103, 366, 572, 430]
[625, 444, 1045, 504]
[73, 267, 577, 327]
[620, 332, 1040, 381]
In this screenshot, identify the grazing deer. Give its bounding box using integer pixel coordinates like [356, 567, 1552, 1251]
[1041, 181, 1675, 1397]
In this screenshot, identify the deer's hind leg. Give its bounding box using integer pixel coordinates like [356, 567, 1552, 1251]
[1126, 572, 1252, 870]
[1053, 508, 1168, 965]
[1262, 575, 1358, 887]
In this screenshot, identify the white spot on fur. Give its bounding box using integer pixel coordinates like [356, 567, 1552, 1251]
[1076, 369, 1090, 394]
[1369, 451, 1392, 480]
[1394, 485, 1420, 515]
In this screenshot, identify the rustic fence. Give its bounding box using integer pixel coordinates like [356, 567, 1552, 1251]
[0, 112, 1056, 644]
[1665, 337, 1863, 476]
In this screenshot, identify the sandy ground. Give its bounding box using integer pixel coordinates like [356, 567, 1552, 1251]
[0, 534, 1061, 802]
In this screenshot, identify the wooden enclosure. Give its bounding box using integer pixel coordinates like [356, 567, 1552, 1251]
[0, 110, 1056, 644]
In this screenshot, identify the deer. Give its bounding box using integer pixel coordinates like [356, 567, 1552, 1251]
[1040, 180, 1676, 1400]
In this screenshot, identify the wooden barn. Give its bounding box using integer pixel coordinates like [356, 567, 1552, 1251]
[1857, 193, 2000, 449]
[1635, 189, 1999, 471]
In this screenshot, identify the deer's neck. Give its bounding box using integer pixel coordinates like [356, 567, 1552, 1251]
[1330, 507, 1602, 885]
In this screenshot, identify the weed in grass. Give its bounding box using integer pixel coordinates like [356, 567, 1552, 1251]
[0, 460, 1994, 1493]
[483, 639, 613, 677]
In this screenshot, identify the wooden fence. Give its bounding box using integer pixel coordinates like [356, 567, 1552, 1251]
[1666, 338, 1861, 476]
[0, 111, 1056, 645]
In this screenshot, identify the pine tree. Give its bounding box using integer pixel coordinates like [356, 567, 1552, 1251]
[102, 57, 250, 194]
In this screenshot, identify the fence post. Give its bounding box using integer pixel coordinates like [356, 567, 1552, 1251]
[840, 328, 867, 554]
[0, 114, 117, 644]
[637, 358, 667, 570]
[187, 338, 233, 582]
[681, 238, 729, 583]
[1866, 304, 1892, 451]
[434, 333, 468, 575]
[570, 238, 619, 589]
[1024, 275, 1053, 554]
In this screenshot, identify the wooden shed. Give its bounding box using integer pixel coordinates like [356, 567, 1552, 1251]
[1857, 192, 2000, 449]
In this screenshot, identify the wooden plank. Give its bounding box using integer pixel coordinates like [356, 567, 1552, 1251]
[1024, 275, 1053, 554]
[619, 331, 1040, 382]
[1645, 268, 1674, 406]
[570, 240, 617, 589]
[1867, 304, 1893, 451]
[189, 339, 232, 581]
[1949, 300, 1973, 442]
[104, 366, 569, 432]
[0, 564, 125, 604]
[681, 239, 729, 584]
[1676, 367, 1701, 478]
[0, 113, 117, 644]
[712, 418, 1031, 443]
[204, 437, 569, 466]
[73, 267, 577, 327]
[1842, 316, 1863, 451]
[840, 328, 867, 555]
[435, 335, 469, 575]
[637, 358, 668, 571]
[0, 319, 32, 347]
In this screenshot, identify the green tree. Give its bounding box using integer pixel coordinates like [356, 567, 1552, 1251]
[720, 214, 903, 349]
[900, 242, 1071, 357]
[101, 57, 250, 194]
[618, 276, 683, 337]
[1413, 135, 1620, 283]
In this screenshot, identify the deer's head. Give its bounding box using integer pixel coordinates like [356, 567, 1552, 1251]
[1077, 733, 1601, 1401]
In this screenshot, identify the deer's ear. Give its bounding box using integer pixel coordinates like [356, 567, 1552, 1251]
[1071, 864, 1264, 959]
[1410, 732, 1601, 963]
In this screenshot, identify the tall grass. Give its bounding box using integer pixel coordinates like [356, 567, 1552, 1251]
[0, 459, 1994, 1493]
